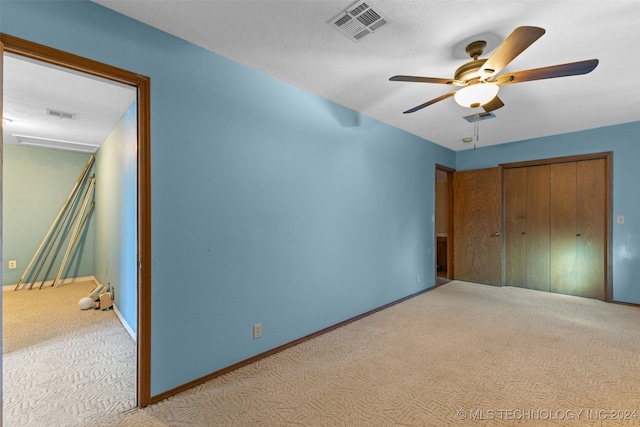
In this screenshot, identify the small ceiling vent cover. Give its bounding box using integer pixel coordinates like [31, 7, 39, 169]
[462, 111, 496, 123]
[46, 108, 76, 120]
[329, 1, 391, 42]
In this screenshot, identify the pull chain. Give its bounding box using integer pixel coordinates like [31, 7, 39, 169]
[473, 109, 479, 150]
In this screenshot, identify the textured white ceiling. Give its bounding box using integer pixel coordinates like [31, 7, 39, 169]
[92, 0, 640, 151]
[4, 2, 639, 152]
[2, 53, 136, 153]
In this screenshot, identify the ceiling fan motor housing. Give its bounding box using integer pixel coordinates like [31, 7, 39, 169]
[454, 58, 486, 83]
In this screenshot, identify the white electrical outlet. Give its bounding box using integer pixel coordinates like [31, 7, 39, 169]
[617, 215, 625, 225]
[253, 323, 262, 339]
[8, 260, 17, 269]
[416, 274, 421, 283]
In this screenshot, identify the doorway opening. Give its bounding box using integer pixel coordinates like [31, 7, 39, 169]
[1, 34, 151, 407]
[435, 165, 454, 286]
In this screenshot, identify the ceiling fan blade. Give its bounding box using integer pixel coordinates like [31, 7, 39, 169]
[494, 59, 599, 85]
[480, 26, 546, 77]
[483, 96, 504, 112]
[403, 91, 456, 114]
[390, 75, 458, 85]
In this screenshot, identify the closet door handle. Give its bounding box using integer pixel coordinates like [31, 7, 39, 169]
[521, 232, 526, 235]
[576, 233, 582, 236]
[494, 232, 502, 237]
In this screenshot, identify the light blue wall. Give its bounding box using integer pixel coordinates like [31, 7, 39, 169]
[1, 1, 455, 395]
[2, 144, 95, 286]
[456, 122, 640, 304]
[94, 102, 137, 333]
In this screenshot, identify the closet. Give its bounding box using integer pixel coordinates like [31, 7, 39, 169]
[504, 155, 609, 300]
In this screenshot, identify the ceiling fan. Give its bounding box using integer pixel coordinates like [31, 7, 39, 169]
[390, 26, 598, 114]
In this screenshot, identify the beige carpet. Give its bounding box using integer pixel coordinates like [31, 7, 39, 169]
[4, 281, 640, 426]
[3, 281, 136, 426]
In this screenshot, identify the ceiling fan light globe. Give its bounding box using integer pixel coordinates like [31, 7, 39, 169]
[454, 83, 499, 108]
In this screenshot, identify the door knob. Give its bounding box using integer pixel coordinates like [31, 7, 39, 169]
[494, 232, 502, 237]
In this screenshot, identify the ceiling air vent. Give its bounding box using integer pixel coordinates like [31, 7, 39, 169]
[462, 111, 496, 123]
[46, 108, 76, 120]
[329, 1, 391, 42]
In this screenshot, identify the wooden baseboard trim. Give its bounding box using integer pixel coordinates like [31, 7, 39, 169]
[613, 300, 640, 308]
[150, 286, 436, 404]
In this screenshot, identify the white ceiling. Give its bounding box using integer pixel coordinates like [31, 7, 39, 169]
[91, 0, 640, 151]
[2, 53, 136, 153]
[4, 1, 639, 152]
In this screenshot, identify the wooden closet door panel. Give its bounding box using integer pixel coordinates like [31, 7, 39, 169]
[576, 159, 606, 300]
[453, 167, 502, 286]
[504, 168, 527, 287]
[526, 165, 550, 291]
[549, 162, 577, 295]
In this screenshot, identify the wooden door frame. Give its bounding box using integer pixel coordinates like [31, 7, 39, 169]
[435, 164, 455, 283]
[1, 39, 5, 426]
[0, 33, 152, 407]
[500, 152, 613, 302]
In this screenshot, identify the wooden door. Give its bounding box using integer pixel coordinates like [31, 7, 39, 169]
[504, 154, 609, 301]
[526, 165, 550, 292]
[453, 167, 502, 286]
[576, 159, 606, 299]
[549, 162, 578, 295]
[504, 168, 527, 287]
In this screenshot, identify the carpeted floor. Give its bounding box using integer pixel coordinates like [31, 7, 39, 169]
[3, 281, 136, 426]
[4, 280, 640, 426]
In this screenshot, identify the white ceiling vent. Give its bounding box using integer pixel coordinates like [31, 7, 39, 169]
[462, 111, 496, 123]
[46, 108, 76, 120]
[329, 1, 391, 42]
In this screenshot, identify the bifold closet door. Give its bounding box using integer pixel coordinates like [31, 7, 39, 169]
[504, 156, 607, 300]
[526, 165, 550, 292]
[453, 167, 502, 286]
[576, 159, 606, 300]
[550, 162, 578, 295]
[504, 168, 527, 287]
